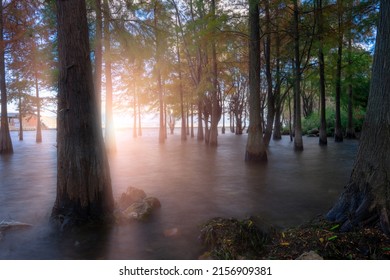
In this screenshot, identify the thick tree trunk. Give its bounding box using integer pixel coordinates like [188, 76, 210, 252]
[0, 2, 13, 155]
[327, 0, 390, 235]
[317, 0, 327, 145]
[245, 0, 267, 163]
[52, 0, 114, 227]
[293, 0, 303, 151]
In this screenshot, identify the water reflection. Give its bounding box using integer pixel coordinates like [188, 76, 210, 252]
[0, 129, 357, 259]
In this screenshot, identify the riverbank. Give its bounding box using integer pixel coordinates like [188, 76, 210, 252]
[200, 216, 390, 260]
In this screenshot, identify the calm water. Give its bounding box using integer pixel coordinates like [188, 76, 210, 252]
[0, 129, 358, 259]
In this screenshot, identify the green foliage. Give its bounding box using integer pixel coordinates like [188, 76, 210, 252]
[302, 107, 366, 136]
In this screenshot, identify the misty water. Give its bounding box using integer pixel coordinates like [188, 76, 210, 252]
[0, 129, 358, 259]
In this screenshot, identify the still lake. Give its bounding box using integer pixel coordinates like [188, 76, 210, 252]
[0, 129, 357, 259]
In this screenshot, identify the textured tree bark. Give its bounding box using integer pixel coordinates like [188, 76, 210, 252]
[208, 0, 219, 147]
[263, 0, 275, 147]
[293, 0, 303, 151]
[317, 0, 327, 146]
[327, 0, 390, 235]
[273, 12, 282, 141]
[52, 0, 114, 227]
[245, 0, 267, 163]
[0, 2, 13, 155]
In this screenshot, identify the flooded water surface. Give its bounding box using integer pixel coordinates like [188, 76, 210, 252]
[0, 129, 358, 259]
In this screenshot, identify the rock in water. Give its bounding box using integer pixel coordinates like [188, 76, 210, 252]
[0, 220, 32, 231]
[118, 186, 147, 210]
[122, 197, 161, 221]
[115, 186, 161, 223]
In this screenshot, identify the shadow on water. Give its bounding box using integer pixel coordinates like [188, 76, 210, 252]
[0, 129, 358, 259]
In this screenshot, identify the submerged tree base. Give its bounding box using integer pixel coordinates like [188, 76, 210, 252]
[199, 216, 390, 260]
[245, 151, 267, 163]
[51, 202, 114, 231]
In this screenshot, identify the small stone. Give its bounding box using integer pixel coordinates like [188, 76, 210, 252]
[296, 251, 323, 260]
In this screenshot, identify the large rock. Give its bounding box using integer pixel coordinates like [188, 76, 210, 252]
[115, 187, 161, 223]
[122, 197, 161, 221]
[118, 186, 147, 210]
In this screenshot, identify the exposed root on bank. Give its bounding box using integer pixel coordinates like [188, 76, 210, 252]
[326, 181, 390, 236]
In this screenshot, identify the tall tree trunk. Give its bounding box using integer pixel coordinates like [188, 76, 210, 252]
[34, 73, 42, 143]
[317, 0, 327, 145]
[190, 102, 194, 138]
[293, 0, 303, 151]
[18, 90, 23, 141]
[154, 2, 165, 144]
[94, 0, 103, 125]
[175, 17, 186, 141]
[33, 40, 42, 143]
[137, 92, 142, 136]
[327, 0, 390, 235]
[273, 11, 282, 141]
[346, 2, 356, 139]
[103, 0, 116, 153]
[208, 0, 219, 147]
[263, 0, 275, 147]
[0, 2, 13, 155]
[133, 82, 137, 138]
[52, 0, 114, 227]
[186, 102, 190, 135]
[245, 0, 267, 163]
[334, 0, 344, 142]
[197, 101, 204, 141]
